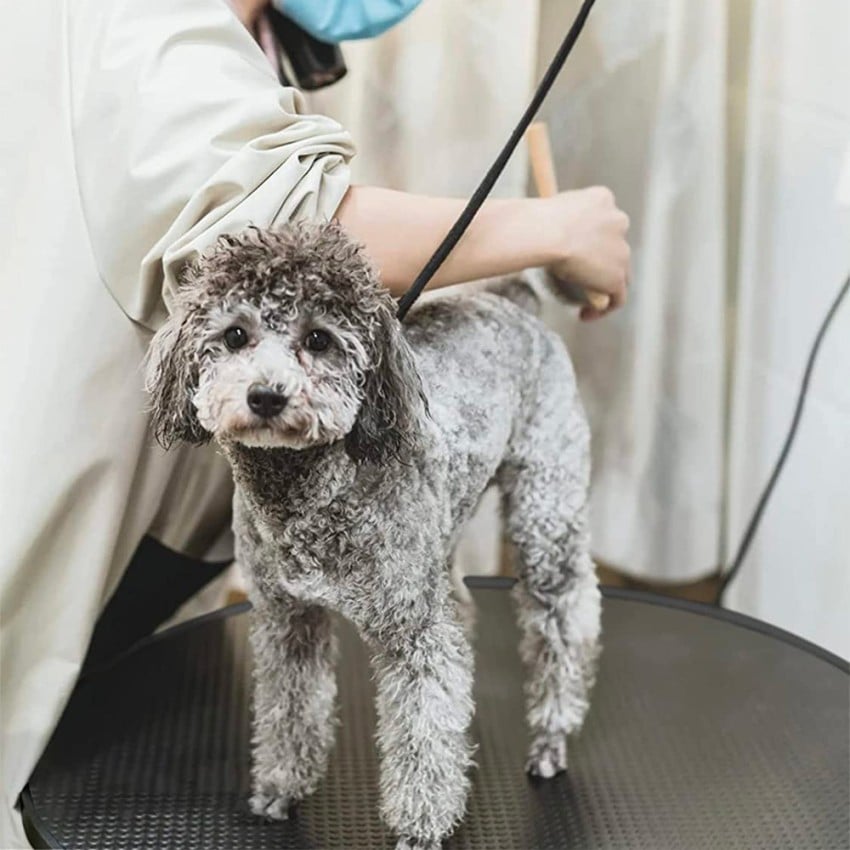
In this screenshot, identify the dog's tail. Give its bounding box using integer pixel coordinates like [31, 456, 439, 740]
[488, 268, 576, 317]
[488, 268, 597, 317]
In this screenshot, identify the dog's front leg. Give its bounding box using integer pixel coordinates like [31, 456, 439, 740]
[247, 595, 337, 820]
[368, 612, 475, 850]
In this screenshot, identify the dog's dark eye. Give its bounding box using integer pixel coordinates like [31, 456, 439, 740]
[223, 326, 249, 351]
[304, 329, 332, 353]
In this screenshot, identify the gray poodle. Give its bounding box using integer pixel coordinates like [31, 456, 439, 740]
[145, 222, 601, 849]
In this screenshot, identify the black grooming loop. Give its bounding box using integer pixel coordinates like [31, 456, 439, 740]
[396, 0, 598, 321]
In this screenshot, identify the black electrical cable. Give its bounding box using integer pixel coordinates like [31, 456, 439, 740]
[715, 271, 850, 605]
[396, 0, 598, 320]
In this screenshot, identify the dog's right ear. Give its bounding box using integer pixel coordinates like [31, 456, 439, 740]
[144, 310, 209, 449]
[344, 304, 427, 466]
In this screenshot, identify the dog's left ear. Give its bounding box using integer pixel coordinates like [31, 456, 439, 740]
[345, 307, 427, 465]
[144, 308, 210, 449]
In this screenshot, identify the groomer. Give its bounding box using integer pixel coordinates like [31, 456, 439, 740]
[0, 0, 629, 845]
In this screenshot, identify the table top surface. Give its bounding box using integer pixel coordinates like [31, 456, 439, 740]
[24, 581, 850, 850]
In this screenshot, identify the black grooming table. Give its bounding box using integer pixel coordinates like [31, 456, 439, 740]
[23, 580, 849, 850]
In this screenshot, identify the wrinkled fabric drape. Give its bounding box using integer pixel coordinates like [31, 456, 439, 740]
[537, 0, 728, 585]
[313, 0, 539, 198]
[0, 0, 353, 844]
[317, 0, 849, 656]
[722, 0, 850, 656]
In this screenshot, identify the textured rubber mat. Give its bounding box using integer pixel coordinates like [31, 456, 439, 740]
[24, 584, 849, 850]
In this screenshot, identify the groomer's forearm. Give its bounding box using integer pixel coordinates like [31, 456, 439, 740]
[336, 186, 556, 296]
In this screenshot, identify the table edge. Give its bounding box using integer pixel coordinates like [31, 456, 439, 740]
[466, 576, 849, 673]
[101, 577, 848, 677]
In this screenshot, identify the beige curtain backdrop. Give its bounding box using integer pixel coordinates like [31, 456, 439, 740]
[316, 0, 849, 657]
[721, 0, 850, 656]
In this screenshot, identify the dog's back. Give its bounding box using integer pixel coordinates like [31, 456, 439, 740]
[402, 283, 585, 531]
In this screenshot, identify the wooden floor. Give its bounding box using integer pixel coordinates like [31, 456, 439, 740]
[499, 539, 721, 605]
[595, 562, 722, 605]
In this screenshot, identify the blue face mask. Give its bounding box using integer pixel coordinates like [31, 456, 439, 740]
[273, 0, 423, 43]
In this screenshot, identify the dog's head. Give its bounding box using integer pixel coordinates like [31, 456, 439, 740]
[145, 223, 426, 464]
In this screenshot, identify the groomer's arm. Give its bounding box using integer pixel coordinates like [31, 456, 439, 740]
[337, 185, 630, 319]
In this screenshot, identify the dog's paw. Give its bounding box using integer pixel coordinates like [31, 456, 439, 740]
[249, 791, 295, 821]
[395, 837, 440, 850]
[526, 735, 568, 779]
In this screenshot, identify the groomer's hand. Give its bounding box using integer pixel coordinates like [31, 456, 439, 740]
[338, 187, 629, 309]
[544, 187, 631, 320]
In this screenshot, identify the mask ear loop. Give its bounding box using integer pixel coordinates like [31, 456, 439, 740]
[396, 0, 599, 321]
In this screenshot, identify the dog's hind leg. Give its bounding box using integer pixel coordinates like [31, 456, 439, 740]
[499, 355, 601, 778]
[247, 596, 337, 819]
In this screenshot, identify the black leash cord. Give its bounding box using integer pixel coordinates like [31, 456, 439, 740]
[395, 0, 598, 320]
[716, 270, 850, 604]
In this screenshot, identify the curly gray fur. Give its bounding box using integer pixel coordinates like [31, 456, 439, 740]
[145, 222, 601, 849]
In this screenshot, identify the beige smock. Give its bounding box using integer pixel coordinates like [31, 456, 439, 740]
[0, 0, 354, 844]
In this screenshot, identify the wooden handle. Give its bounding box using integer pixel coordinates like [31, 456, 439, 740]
[526, 122, 610, 312]
[527, 122, 560, 199]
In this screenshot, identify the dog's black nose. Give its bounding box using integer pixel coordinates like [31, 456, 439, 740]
[247, 384, 287, 418]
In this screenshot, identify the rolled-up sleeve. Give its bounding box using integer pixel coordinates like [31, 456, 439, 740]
[69, 0, 355, 329]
